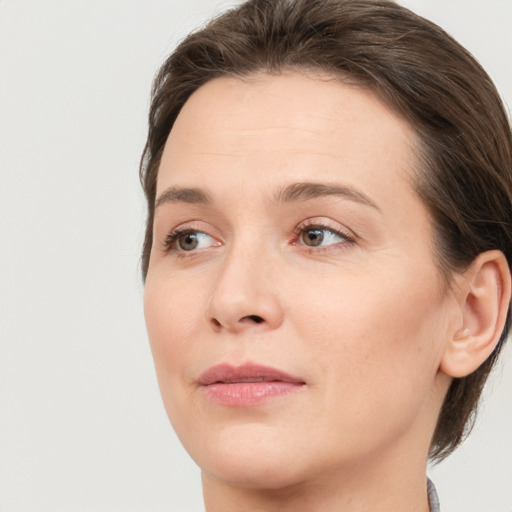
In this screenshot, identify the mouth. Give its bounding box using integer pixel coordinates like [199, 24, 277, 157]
[198, 363, 306, 406]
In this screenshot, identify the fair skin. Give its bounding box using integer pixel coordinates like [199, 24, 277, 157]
[144, 72, 509, 511]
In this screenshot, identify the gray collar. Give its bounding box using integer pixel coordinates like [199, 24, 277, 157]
[428, 479, 440, 512]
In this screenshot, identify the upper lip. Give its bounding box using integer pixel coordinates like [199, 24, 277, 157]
[198, 363, 305, 386]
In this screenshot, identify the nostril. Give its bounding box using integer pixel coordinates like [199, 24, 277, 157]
[244, 315, 264, 324]
[211, 318, 222, 328]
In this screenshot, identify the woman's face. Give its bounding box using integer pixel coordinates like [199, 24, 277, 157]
[144, 72, 457, 489]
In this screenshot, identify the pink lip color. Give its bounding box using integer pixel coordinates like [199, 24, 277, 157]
[198, 363, 305, 406]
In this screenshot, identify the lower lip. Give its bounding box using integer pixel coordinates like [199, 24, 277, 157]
[202, 381, 304, 406]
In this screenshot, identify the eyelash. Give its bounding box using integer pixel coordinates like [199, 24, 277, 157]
[163, 226, 210, 255]
[292, 220, 355, 251]
[162, 221, 356, 256]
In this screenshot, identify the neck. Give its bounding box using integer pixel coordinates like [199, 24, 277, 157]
[202, 454, 432, 512]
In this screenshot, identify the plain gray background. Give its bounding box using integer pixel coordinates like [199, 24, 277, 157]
[1, 1, 511, 511]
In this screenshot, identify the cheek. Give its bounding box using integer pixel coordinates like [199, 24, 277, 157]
[289, 265, 446, 394]
[144, 275, 206, 377]
[143, 274, 211, 439]
[283, 270, 448, 458]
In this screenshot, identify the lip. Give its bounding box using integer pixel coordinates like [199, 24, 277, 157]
[198, 363, 306, 406]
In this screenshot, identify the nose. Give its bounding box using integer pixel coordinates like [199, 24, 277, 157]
[205, 243, 284, 333]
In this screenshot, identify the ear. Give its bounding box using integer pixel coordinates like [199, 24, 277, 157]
[440, 250, 511, 378]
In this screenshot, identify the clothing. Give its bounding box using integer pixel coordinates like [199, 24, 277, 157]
[428, 479, 441, 512]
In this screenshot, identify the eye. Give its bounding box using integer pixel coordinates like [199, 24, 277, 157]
[165, 229, 217, 252]
[296, 224, 354, 248]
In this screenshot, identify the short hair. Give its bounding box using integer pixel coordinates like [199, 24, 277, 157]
[139, 0, 512, 461]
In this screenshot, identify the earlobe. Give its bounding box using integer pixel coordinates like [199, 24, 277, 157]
[440, 250, 511, 378]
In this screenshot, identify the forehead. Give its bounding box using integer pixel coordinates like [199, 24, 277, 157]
[158, 71, 419, 209]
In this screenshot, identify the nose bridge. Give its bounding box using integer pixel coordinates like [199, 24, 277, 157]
[206, 231, 283, 332]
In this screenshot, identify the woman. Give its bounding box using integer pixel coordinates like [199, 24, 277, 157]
[140, 0, 512, 510]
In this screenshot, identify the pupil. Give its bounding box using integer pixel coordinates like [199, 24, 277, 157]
[304, 229, 324, 246]
[179, 233, 199, 251]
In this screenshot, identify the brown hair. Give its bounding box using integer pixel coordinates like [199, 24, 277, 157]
[139, 0, 512, 461]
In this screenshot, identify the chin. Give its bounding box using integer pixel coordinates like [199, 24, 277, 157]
[203, 454, 306, 491]
[188, 426, 313, 490]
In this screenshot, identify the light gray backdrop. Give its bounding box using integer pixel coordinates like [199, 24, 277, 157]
[1, 1, 511, 511]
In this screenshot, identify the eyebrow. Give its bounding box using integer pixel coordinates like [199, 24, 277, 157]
[155, 181, 379, 211]
[272, 182, 380, 210]
[155, 186, 213, 209]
